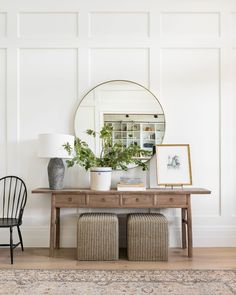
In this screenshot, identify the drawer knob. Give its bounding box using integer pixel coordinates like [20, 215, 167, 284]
[68, 197, 72, 202]
[169, 198, 173, 202]
[136, 198, 139, 202]
[102, 198, 105, 202]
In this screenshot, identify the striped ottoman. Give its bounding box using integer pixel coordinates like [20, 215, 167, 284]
[77, 213, 119, 261]
[127, 213, 168, 261]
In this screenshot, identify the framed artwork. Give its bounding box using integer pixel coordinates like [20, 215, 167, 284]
[155, 144, 192, 186]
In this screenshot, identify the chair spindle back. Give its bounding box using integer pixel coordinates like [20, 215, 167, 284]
[0, 176, 27, 221]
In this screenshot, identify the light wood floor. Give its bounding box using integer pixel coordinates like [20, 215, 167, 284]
[0, 248, 236, 269]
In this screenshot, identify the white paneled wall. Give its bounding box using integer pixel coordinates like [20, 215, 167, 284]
[160, 13, 220, 39]
[89, 12, 149, 38]
[0, 49, 6, 177]
[0, 13, 6, 37]
[19, 13, 79, 38]
[0, 0, 236, 247]
[90, 49, 150, 86]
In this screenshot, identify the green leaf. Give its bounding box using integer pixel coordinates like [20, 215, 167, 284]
[63, 124, 150, 171]
[86, 129, 96, 137]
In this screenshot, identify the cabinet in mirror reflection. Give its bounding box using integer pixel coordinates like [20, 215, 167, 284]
[104, 113, 165, 153]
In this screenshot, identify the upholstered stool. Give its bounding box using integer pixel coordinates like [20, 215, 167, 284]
[127, 213, 168, 261]
[77, 213, 119, 261]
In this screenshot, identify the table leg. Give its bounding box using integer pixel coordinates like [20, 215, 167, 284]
[50, 194, 56, 257]
[187, 196, 193, 257]
[56, 208, 60, 249]
[181, 208, 187, 249]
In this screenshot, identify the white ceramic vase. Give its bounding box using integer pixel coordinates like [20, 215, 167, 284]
[90, 167, 112, 191]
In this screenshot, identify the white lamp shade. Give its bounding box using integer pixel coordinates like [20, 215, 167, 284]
[38, 134, 74, 159]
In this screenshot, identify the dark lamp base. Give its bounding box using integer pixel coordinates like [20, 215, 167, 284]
[48, 158, 65, 190]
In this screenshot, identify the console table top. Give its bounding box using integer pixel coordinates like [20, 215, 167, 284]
[32, 187, 211, 195]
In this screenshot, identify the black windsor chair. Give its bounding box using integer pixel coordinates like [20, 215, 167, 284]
[0, 176, 27, 264]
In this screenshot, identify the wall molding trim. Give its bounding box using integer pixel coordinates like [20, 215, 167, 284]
[0, 0, 236, 247]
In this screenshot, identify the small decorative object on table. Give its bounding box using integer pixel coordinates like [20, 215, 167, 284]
[117, 177, 146, 191]
[155, 144, 192, 187]
[64, 125, 149, 191]
[90, 167, 112, 191]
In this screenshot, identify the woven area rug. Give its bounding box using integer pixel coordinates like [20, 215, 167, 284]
[0, 269, 236, 295]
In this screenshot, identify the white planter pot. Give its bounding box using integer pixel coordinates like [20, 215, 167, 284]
[90, 167, 112, 191]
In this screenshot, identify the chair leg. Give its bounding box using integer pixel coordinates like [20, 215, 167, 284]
[17, 226, 24, 251]
[10, 227, 13, 264]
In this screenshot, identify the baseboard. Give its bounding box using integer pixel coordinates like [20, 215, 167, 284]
[169, 226, 236, 247]
[192, 226, 236, 247]
[0, 226, 77, 248]
[1, 225, 236, 248]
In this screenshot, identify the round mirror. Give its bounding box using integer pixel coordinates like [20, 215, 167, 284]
[74, 80, 165, 164]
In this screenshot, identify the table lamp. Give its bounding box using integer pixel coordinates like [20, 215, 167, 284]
[38, 134, 74, 190]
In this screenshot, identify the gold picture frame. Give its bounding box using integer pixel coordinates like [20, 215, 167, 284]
[155, 144, 192, 186]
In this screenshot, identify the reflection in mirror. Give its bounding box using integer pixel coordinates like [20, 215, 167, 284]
[74, 80, 165, 163]
[104, 114, 165, 153]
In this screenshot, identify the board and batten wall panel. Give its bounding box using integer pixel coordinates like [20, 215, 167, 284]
[90, 48, 150, 86]
[18, 12, 79, 38]
[0, 13, 7, 177]
[0, 13, 6, 37]
[160, 13, 220, 39]
[0, 0, 236, 247]
[231, 49, 236, 217]
[0, 49, 7, 176]
[89, 12, 150, 38]
[231, 13, 236, 38]
[17, 48, 79, 246]
[161, 48, 220, 216]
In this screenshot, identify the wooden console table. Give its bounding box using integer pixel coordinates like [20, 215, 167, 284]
[32, 188, 211, 258]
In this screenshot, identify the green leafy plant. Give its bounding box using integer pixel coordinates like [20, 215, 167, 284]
[64, 125, 151, 171]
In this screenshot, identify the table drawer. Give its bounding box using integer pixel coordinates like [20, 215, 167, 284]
[88, 195, 120, 207]
[157, 195, 187, 206]
[55, 195, 86, 207]
[122, 195, 154, 207]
